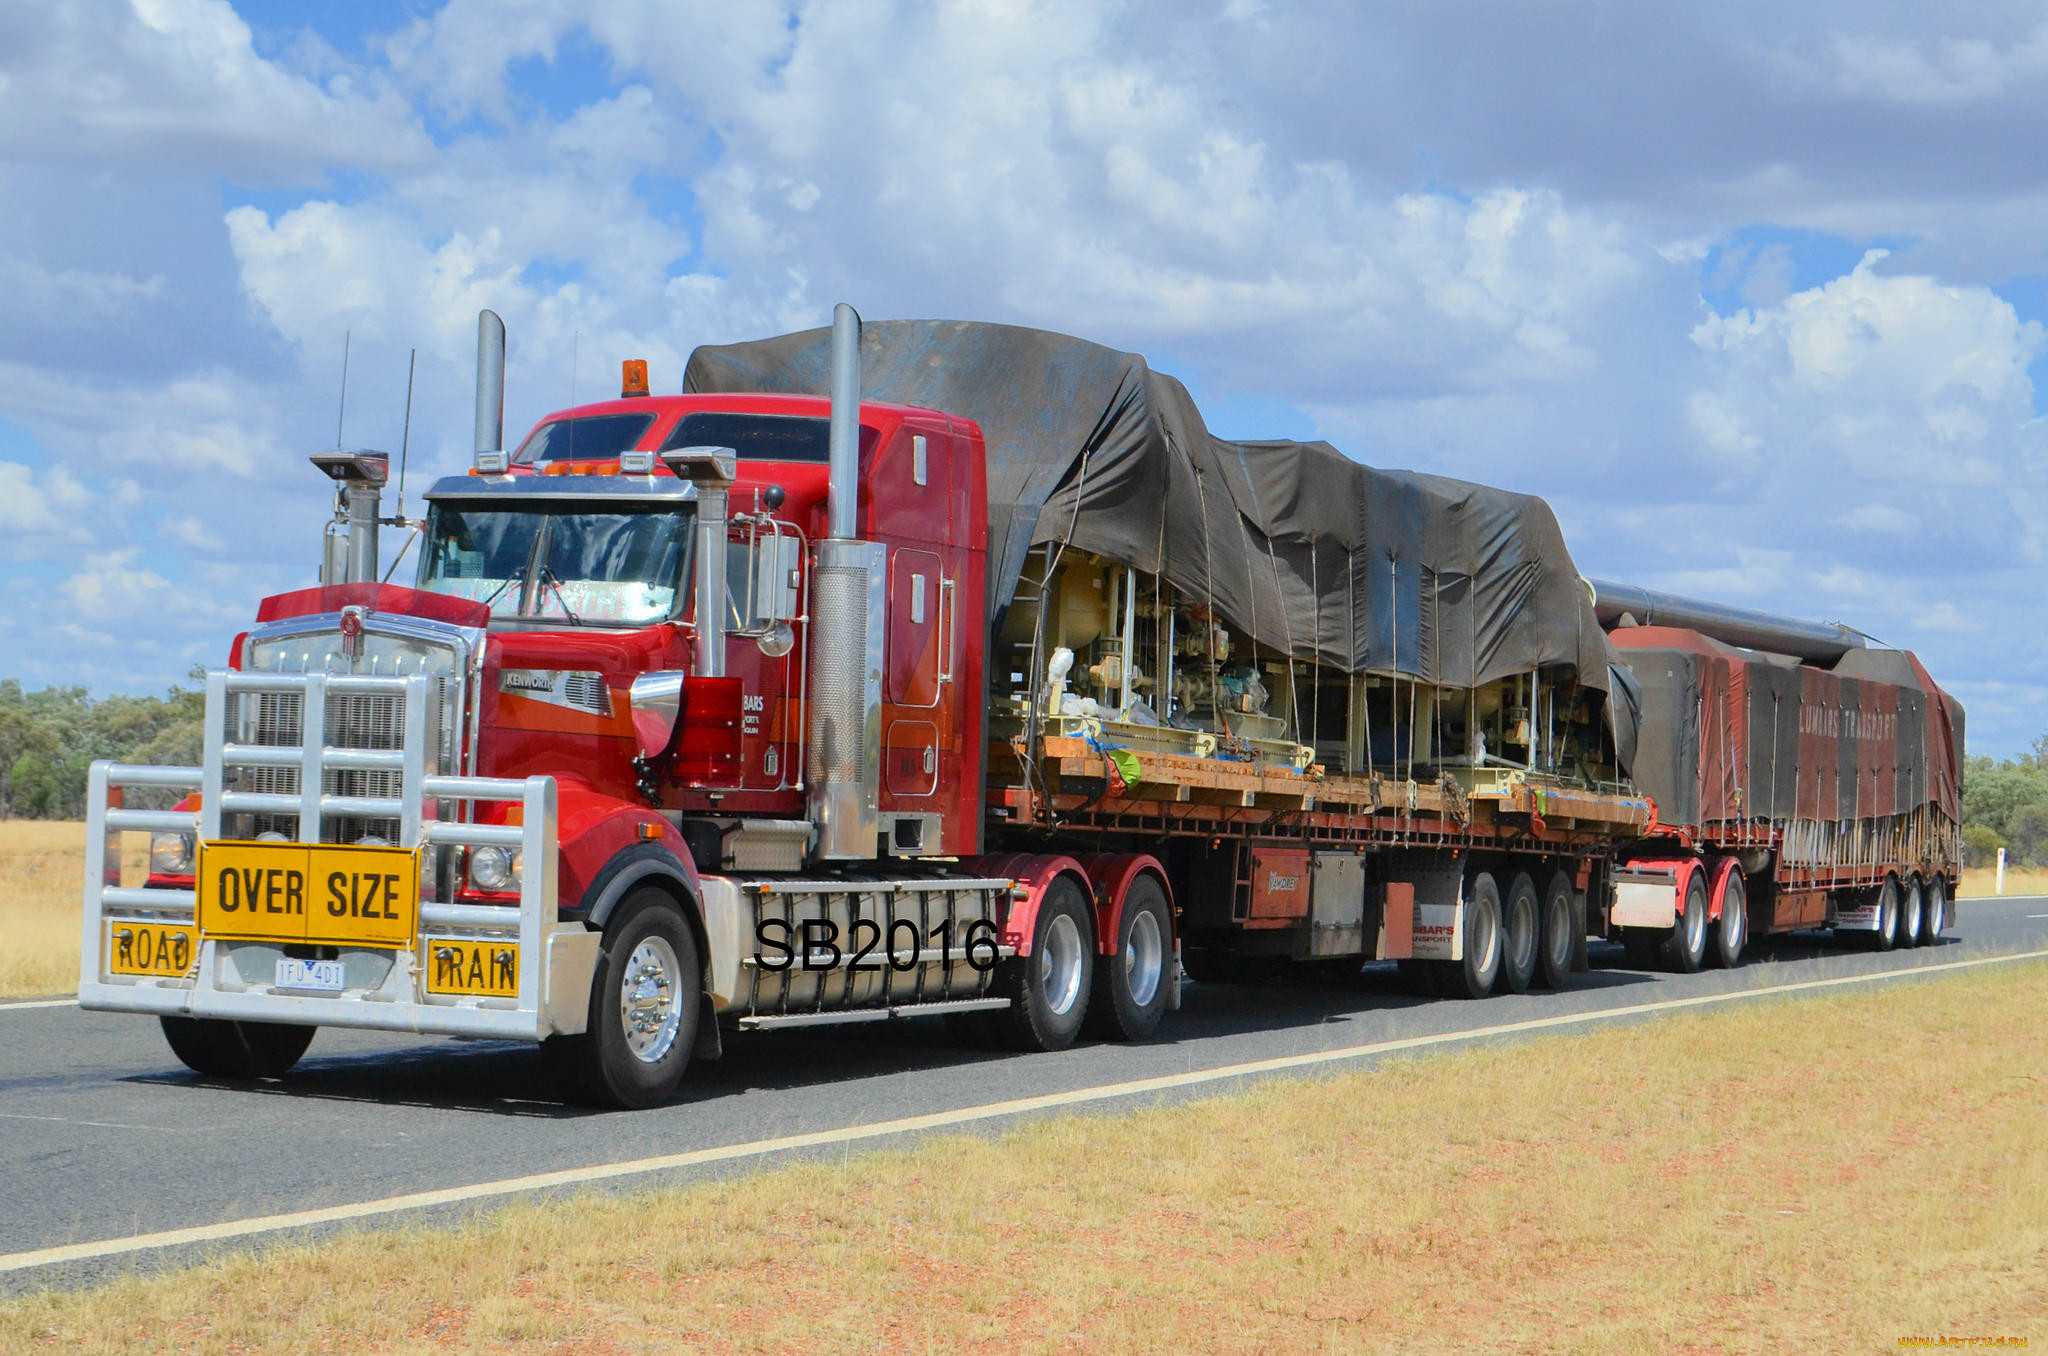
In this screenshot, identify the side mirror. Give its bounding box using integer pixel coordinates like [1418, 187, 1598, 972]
[755, 622, 794, 658]
[628, 672, 687, 759]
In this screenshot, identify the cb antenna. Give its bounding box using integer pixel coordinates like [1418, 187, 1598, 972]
[335, 330, 351, 449]
[396, 347, 416, 519]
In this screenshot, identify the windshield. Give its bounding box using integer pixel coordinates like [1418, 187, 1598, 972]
[418, 503, 692, 625]
[511, 412, 656, 465]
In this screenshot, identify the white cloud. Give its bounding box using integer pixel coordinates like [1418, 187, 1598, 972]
[0, 461, 94, 556]
[0, 0, 430, 178]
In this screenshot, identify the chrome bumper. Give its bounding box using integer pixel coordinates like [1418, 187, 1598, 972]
[77, 669, 589, 1041]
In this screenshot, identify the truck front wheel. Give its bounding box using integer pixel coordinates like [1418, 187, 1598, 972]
[160, 1016, 314, 1079]
[1086, 874, 1171, 1042]
[995, 876, 1094, 1051]
[544, 889, 701, 1109]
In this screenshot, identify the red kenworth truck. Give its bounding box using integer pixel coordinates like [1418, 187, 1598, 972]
[78, 306, 1962, 1107]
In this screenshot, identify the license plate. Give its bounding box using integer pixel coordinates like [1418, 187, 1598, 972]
[196, 840, 419, 949]
[423, 939, 521, 998]
[104, 920, 197, 978]
[275, 957, 346, 992]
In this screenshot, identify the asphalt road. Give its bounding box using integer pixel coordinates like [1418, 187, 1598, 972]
[5, 894, 2047, 1293]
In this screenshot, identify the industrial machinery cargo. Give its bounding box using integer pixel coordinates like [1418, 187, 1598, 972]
[76, 308, 1962, 1106]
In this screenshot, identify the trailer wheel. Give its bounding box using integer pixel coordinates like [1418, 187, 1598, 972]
[1442, 871, 1503, 999]
[1536, 870, 1575, 990]
[1897, 875, 1925, 949]
[994, 876, 1094, 1051]
[1711, 870, 1747, 970]
[543, 889, 700, 1109]
[1496, 872, 1539, 995]
[1921, 877, 1948, 946]
[1660, 870, 1709, 974]
[1086, 874, 1171, 1041]
[1869, 877, 1900, 952]
[160, 1017, 315, 1078]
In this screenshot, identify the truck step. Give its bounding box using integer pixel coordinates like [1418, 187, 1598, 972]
[735, 996, 1010, 1030]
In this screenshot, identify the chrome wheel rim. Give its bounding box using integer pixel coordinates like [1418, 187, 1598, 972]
[1124, 908, 1164, 1008]
[1472, 900, 1499, 976]
[1546, 893, 1571, 966]
[1038, 912, 1084, 1017]
[620, 936, 683, 1064]
[1927, 884, 1945, 939]
[1685, 889, 1707, 956]
[1510, 898, 1535, 975]
[1902, 884, 1923, 942]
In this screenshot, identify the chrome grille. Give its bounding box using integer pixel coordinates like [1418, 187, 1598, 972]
[232, 622, 465, 845]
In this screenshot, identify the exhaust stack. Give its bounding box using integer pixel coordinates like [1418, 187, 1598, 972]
[1589, 578, 1866, 664]
[474, 309, 507, 471]
[807, 303, 884, 860]
[826, 303, 862, 539]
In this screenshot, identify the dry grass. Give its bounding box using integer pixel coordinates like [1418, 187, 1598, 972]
[4, 960, 2044, 1354]
[1959, 864, 2048, 898]
[0, 821, 147, 1000]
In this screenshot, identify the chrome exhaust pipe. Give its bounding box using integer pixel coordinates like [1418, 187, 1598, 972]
[808, 302, 883, 859]
[474, 309, 506, 462]
[826, 302, 861, 539]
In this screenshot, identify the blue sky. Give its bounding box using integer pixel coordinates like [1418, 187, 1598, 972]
[4, 1, 2048, 755]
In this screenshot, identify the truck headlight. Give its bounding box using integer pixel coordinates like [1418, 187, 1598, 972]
[149, 831, 195, 875]
[468, 845, 522, 892]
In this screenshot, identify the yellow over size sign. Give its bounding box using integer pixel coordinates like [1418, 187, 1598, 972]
[196, 840, 419, 949]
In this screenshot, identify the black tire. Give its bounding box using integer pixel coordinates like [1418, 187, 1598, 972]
[1535, 870, 1575, 990]
[1921, 877, 1948, 947]
[159, 1016, 315, 1078]
[1443, 871, 1503, 999]
[1085, 875, 1172, 1042]
[1897, 875, 1925, 949]
[542, 889, 701, 1109]
[1869, 877, 1900, 952]
[994, 876, 1095, 1051]
[1622, 928, 1661, 970]
[1496, 872, 1539, 995]
[1661, 869, 1709, 974]
[1710, 869, 1748, 970]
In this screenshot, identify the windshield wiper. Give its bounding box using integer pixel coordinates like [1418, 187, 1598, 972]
[477, 563, 528, 614]
[538, 567, 584, 626]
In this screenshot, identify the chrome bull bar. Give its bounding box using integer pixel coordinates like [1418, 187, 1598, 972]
[78, 670, 589, 1041]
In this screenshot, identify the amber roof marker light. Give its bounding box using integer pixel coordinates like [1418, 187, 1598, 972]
[621, 359, 650, 398]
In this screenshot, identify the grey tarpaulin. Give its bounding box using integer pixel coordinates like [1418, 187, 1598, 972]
[684, 318, 1620, 706]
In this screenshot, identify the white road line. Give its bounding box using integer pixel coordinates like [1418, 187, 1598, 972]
[0, 998, 73, 1012]
[3, 945, 2044, 1277]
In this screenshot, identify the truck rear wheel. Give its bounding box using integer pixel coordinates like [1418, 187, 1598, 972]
[1086, 874, 1171, 1042]
[1897, 875, 1925, 948]
[1535, 870, 1575, 990]
[995, 876, 1094, 1051]
[543, 889, 700, 1109]
[1921, 877, 1948, 946]
[1496, 872, 1539, 995]
[160, 1016, 314, 1079]
[1442, 872, 1503, 999]
[1711, 870, 1747, 969]
[1660, 870, 1709, 974]
[1868, 877, 1900, 952]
